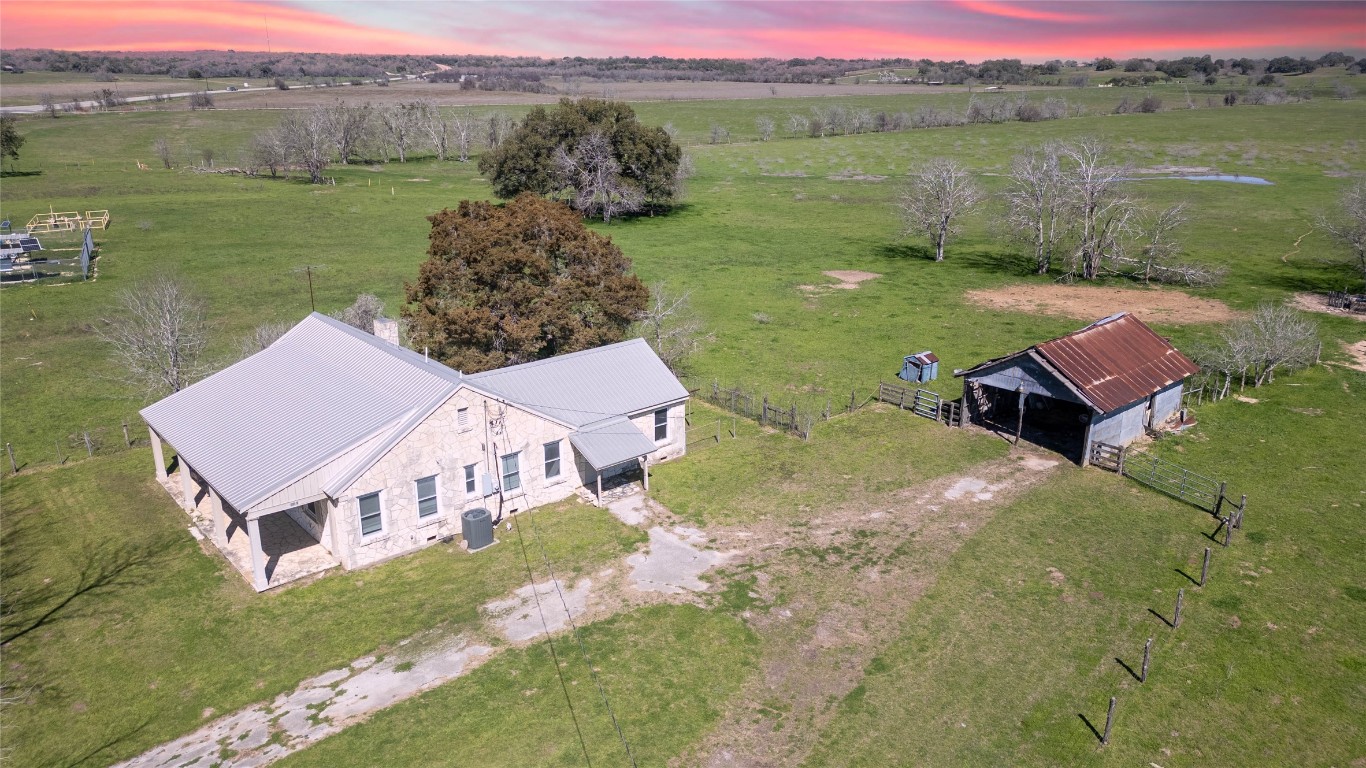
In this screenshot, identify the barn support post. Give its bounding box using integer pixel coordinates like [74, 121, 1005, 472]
[1013, 386, 1025, 446]
[209, 486, 228, 544]
[640, 458, 649, 492]
[596, 473, 603, 508]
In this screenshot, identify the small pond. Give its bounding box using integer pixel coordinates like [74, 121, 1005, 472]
[1137, 174, 1274, 185]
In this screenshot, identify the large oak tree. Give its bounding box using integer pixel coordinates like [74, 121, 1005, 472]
[404, 194, 648, 373]
[478, 98, 681, 219]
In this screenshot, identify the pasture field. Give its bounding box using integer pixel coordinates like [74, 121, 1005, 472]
[0, 83, 1363, 766]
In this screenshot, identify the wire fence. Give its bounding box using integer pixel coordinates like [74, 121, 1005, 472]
[3, 415, 149, 476]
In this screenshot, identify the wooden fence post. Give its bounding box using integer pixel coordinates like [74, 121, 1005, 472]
[6, 443, 15, 474]
[82, 430, 94, 457]
[1173, 588, 1184, 628]
[1223, 517, 1234, 547]
[716, 419, 721, 444]
[1117, 445, 1127, 476]
[1102, 696, 1116, 745]
[1140, 637, 1153, 682]
[761, 396, 768, 426]
[1235, 495, 1246, 529]
[789, 404, 797, 430]
[824, 399, 831, 420]
[122, 420, 132, 447]
[1215, 481, 1227, 517]
[850, 388, 857, 413]
[1200, 547, 1211, 587]
[54, 439, 64, 465]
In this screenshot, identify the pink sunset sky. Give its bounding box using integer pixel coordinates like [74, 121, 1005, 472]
[1, 1, 1362, 61]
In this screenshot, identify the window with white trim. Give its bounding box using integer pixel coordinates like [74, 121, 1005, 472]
[464, 463, 478, 496]
[416, 475, 439, 518]
[654, 408, 668, 441]
[500, 452, 521, 492]
[358, 491, 383, 536]
[544, 440, 561, 479]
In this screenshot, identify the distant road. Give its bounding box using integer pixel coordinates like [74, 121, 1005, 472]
[1, 73, 428, 114]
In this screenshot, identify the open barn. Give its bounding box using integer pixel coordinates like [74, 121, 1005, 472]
[955, 313, 1200, 464]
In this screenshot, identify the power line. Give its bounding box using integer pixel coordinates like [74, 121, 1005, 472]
[527, 507, 639, 768]
[512, 512, 594, 767]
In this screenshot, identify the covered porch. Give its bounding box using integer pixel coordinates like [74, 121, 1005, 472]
[152, 431, 338, 591]
[569, 417, 656, 507]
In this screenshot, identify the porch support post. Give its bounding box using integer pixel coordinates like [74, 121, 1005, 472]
[596, 472, 603, 508]
[1014, 386, 1026, 446]
[209, 485, 228, 543]
[149, 428, 167, 480]
[179, 459, 195, 511]
[641, 457, 649, 492]
[247, 517, 268, 591]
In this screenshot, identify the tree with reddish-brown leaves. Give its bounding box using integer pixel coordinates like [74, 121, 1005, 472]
[403, 194, 648, 373]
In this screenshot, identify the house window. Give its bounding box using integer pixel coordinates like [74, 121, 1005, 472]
[303, 500, 324, 524]
[464, 463, 478, 496]
[358, 492, 383, 536]
[416, 475, 438, 518]
[544, 440, 561, 479]
[500, 452, 521, 492]
[654, 408, 668, 441]
[457, 407, 470, 429]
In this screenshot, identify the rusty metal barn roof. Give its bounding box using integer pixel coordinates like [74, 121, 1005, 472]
[1034, 313, 1200, 413]
[956, 313, 1199, 413]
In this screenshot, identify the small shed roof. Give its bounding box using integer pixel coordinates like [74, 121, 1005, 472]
[957, 313, 1199, 413]
[467, 338, 688, 427]
[569, 417, 659, 471]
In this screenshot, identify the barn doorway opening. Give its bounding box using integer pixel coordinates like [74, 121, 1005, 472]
[971, 384, 1091, 463]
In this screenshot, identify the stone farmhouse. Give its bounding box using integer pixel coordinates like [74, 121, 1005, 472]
[141, 313, 689, 591]
[955, 312, 1199, 464]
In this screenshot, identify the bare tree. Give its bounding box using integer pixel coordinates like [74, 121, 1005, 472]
[277, 107, 332, 184]
[411, 100, 449, 161]
[755, 115, 775, 141]
[1198, 304, 1318, 389]
[1005, 144, 1067, 274]
[334, 293, 385, 332]
[448, 110, 476, 161]
[96, 277, 210, 398]
[898, 158, 984, 262]
[553, 131, 644, 223]
[786, 112, 809, 138]
[708, 123, 731, 144]
[1060, 138, 1135, 280]
[1317, 181, 1366, 289]
[485, 112, 513, 151]
[153, 137, 173, 169]
[377, 103, 420, 162]
[325, 101, 372, 164]
[1132, 201, 1188, 283]
[188, 91, 214, 110]
[240, 320, 290, 358]
[633, 282, 705, 373]
[249, 127, 288, 178]
[39, 92, 58, 118]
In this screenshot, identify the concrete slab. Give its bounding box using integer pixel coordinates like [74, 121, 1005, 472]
[484, 578, 592, 642]
[626, 526, 730, 594]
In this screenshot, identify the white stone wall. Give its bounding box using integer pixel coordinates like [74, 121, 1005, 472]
[628, 400, 688, 464]
[333, 389, 578, 569]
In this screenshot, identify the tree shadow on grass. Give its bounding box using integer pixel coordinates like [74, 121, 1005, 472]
[1077, 712, 1103, 743]
[873, 242, 934, 262]
[0, 537, 177, 647]
[0, 170, 43, 178]
[59, 717, 154, 768]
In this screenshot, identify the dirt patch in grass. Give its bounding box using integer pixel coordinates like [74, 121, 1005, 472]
[827, 171, 887, 181]
[1289, 292, 1366, 322]
[823, 270, 881, 289]
[1340, 340, 1366, 372]
[677, 446, 1063, 768]
[965, 283, 1240, 324]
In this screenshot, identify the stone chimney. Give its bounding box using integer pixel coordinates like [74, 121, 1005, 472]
[372, 317, 400, 346]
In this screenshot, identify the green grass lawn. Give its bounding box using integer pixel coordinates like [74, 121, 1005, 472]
[276, 604, 757, 768]
[807, 364, 1365, 766]
[1, 87, 1363, 767]
[0, 449, 645, 767]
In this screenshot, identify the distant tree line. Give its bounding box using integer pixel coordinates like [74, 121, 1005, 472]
[0, 48, 435, 80]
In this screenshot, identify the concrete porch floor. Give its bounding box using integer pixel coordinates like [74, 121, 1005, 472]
[159, 469, 339, 590]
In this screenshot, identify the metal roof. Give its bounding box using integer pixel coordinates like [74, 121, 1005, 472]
[141, 313, 462, 513]
[142, 316, 689, 513]
[467, 338, 688, 427]
[569, 417, 659, 471]
[957, 313, 1199, 414]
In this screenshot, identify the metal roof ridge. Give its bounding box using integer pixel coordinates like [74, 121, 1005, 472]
[304, 312, 463, 385]
[465, 337, 650, 380]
